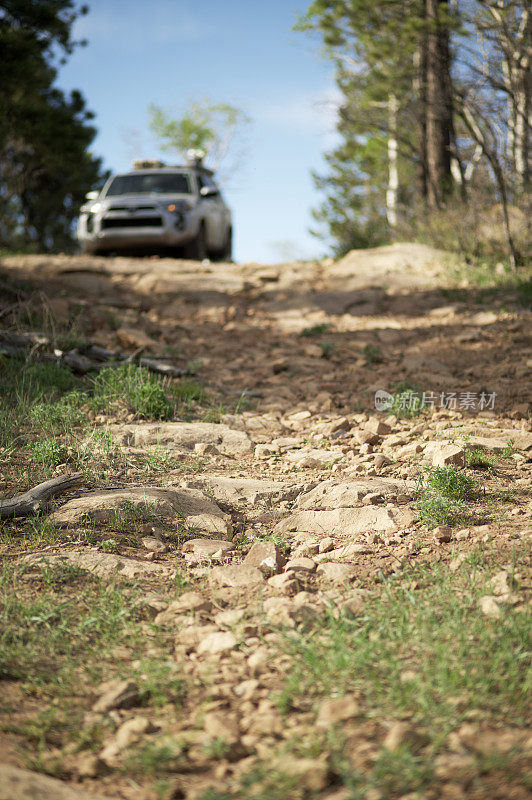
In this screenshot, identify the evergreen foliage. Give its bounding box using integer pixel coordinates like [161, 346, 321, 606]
[297, 0, 530, 264]
[0, 1, 107, 251]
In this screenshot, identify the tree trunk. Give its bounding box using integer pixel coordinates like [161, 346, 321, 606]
[414, 46, 429, 200]
[513, 61, 530, 193]
[386, 93, 399, 228]
[425, 0, 454, 209]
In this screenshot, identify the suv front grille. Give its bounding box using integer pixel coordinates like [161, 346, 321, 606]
[101, 216, 163, 229]
[109, 205, 157, 212]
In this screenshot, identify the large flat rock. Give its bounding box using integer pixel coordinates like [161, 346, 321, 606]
[274, 505, 412, 539]
[50, 486, 230, 536]
[294, 479, 413, 510]
[183, 476, 302, 506]
[0, 764, 108, 800]
[23, 549, 174, 579]
[458, 428, 532, 452]
[106, 422, 253, 457]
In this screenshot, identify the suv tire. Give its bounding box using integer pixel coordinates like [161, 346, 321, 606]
[184, 222, 207, 261]
[212, 227, 232, 262]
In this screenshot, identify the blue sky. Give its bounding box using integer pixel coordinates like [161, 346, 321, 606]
[59, 0, 340, 262]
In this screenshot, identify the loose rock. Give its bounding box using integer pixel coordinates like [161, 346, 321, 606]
[197, 631, 239, 656]
[209, 565, 264, 589]
[92, 680, 140, 714]
[0, 765, 109, 799]
[243, 541, 286, 574]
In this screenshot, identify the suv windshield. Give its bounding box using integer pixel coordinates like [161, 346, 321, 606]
[105, 172, 191, 196]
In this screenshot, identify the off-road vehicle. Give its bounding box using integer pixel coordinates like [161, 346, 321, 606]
[77, 154, 232, 260]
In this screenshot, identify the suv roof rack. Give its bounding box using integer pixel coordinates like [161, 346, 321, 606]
[130, 157, 215, 177]
[132, 159, 166, 169]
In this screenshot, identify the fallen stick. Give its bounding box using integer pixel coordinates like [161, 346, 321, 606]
[0, 473, 84, 519]
[0, 337, 195, 377]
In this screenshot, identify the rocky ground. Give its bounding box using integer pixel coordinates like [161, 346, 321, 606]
[0, 244, 531, 800]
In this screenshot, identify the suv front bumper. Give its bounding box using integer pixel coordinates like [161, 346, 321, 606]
[78, 206, 197, 251]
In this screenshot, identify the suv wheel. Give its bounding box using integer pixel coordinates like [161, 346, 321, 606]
[184, 222, 207, 261]
[219, 228, 233, 262]
[209, 227, 233, 262]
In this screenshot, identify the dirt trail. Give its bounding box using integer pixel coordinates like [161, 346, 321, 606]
[0, 244, 530, 800]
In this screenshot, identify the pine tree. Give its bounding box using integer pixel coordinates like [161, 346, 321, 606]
[297, 0, 457, 247]
[0, 1, 106, 251]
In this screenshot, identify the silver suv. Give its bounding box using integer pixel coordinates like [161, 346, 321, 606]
[77, 157, 232, 260]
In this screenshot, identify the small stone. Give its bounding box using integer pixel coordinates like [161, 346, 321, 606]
[209, 564, 264, 588]
[116, 326, 157, 350]
[284, 556, 317, 573]
[243, 541, 286, 574]
[449, 553, 467, 572]
[488, 570, 510, 596]
[434, 525, 452, 543]
[383, 721, 411, 752]
[432, 445, 465, 467]
[73, 753, 110, 778]
[92, 680, 140, 714]
[263, 597, 296, 627]
[254, 443, 279, 458]
[182, 538, 234, 561]
[175, 623, 217, 651]
[233, 679, 260, 699]
[134, 595, 168, 619]
[316, 695, 360, 727]
[247, 646, 269, 677]
[292, 541, 320, 557]
[269, 755, 328, 791]
[356, 430, 380, 445]
[194, 442, 219, 456]
[318, 537, 335, 554]
[214, 608, 245, 628]
[154, 592, 211, 624]
[197, 631, 238, 656]
[268, 571, 298, 595]
[100, 716, 156, 765]
[339, 592, 366, 618]
[203, 711, 240, 744]
[141, 536, 168, 553]
[365, 418, 391, 436]
[362, 492, 383, 505]
[479, 595, 501, 618]
[316, 562, 357, 584]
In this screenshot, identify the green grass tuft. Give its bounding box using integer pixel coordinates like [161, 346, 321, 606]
[424, 465, 478, 500]
[415, 492, 468, 527]
[300, 323, 328, 337]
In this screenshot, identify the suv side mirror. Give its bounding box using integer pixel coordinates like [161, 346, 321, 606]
[200, 186, 219, 198]
[85, 190, 99, 200]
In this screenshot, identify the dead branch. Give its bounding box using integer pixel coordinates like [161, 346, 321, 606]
[0, 335, 196, 377]
[0, 473, 84, 519]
